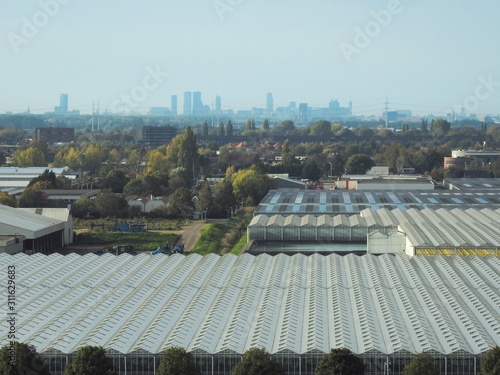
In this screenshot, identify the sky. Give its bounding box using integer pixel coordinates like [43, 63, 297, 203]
[1, 0, 500, 117]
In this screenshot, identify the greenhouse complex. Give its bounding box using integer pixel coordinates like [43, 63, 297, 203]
[1, 182, 500, 375]
[1, 251, 499, 375]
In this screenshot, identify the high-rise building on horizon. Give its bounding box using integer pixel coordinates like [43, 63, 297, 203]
[193, 91, 203, 115]
[215, 95, 221, 112]
[183, 91, 192, 115]
[54, 93, 68, 114]
[266, 93, 273, 112]
[171, 95, 177, 116]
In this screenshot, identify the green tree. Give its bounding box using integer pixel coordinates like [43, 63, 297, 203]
[429, 119, 451, 136]
[232, 168, 268, 206]
[196, 181, 214, 215]
[481, 346, 500, 375]
[65, 147, 83, 170]
[178, 127, 199, 183]
[18, 188, 47, 208]
[123, 178, 144, 197]
[262, 118, 270, 131]
[83, 144, 105, 175]
[63, 345, 115, 375]
[212, 179, 236, 218]
[168, 187, 194, 218]
[27, 169, 57, 188]
[302, 159, 322, 180]
[100, 170, 129, 193]
[0, 191, 17, 207]
[311, 120, 333, 137]
[401, 123, 409, 133]
[231, 348, 285, 375]
[95, 190, 128, 217]
[218, 121, 225, 137]
[0, 342, 50, 375]
[402, 353, 439, 375]
[315, 348, 364, 375]
[12, 147, 46, 167]
[345, 154, 375, 174]
[420, 119, 428, 133]
[202, 120, 209, 136]
[226, 120, 233, 136]
[71, 197, 99, 218]
[274, 120, 295, 135]
[157, 347, 199, 375]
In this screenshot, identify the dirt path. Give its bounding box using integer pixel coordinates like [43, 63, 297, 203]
[174, 219, 226, 252]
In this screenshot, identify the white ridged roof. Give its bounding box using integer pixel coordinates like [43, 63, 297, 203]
[1, 252, 499, 356]
[251, 207, 500, 249]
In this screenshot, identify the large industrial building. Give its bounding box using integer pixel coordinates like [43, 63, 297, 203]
[2, 181, 500, 374]
[1, 252, 498, 375]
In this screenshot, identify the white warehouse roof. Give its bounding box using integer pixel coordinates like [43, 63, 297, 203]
[0, 252, 499, 356]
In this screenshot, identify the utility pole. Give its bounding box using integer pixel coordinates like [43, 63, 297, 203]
[91, 101, 94, 131]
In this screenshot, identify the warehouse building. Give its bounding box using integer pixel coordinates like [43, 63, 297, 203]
[0, 252, 498, 375]
[0, 205, 72, 254]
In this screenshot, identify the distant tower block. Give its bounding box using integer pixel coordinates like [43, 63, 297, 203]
[183, 92, 192, 115]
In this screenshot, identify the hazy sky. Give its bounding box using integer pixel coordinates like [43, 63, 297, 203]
[1, 0, 499, 117]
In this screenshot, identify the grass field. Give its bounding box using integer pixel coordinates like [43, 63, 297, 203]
[75, 231, 180, 252]
[190, 208, 253, 256]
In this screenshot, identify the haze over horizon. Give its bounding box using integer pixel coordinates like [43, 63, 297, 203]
[1, 0, 499, 117]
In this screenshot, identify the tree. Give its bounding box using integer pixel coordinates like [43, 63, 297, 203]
[212, 179, 236, 218]
[27, 169, 57, 188]
[71, 197, 99, 218]
[12, 147, 46, 167]
[420, 119, 428, 133]
[401, 123, 409, 133]
[0, 342, 50, 375]
[232, 168, 268, 206]
[231, 348, 284, 375]
[402, 353, 439, 375]
[100, 170, 129, 193]
[202, 120, 209, 136]
[168, 187, 194, 218]
[226, 120, 233, 136]
[81, 144, 105, 176]
[302, 159, 322, 180]
[218, 121, 225, 137]
[315, 348, 364, 375]
[0, 191, 17, 207]
[481, 346, 500, 375]
[18, 188, 47, 208]
[95, 190, 128, 217]
[311, 120, 333, 137]
[262, 118, 270, 131]
[430, 119, 451, 136]
[63, 345, 115, 375]
[345, 154, 375, 174]
[196, 181, 214, 215]
[314, 348, 365, 375]
[146, 150, 169, 174]
[157, 347, 199, 375]
[178, 127, 199, 183]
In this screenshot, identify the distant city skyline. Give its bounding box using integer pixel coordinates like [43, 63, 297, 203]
[1, 1, 500, 117]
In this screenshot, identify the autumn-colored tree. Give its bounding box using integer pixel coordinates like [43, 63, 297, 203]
[0, 191, 17, 207]
[12, 147, 46, 167]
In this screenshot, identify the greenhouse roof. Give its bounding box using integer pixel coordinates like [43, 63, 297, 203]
[256, 189, 500, 215]
[1, 252, 499, 356]
[251, 206, 500, 249]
